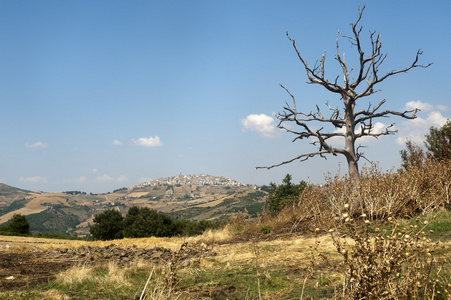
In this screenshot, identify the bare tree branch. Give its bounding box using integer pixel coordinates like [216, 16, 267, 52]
[256, 149, 342, 170]
[257, 5, 431, 179]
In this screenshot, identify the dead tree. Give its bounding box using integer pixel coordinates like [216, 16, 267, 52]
[257, 6, 431, 179]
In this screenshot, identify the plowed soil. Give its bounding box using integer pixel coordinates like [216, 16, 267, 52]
[0, 250, 73, 290]
[0, 243, 213, 290]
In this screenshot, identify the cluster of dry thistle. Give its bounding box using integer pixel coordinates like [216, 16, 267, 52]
[248, 158, 451, 299]
[251, 158, 451, 234]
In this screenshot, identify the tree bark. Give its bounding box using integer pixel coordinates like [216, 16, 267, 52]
[344, 96, 360, 179]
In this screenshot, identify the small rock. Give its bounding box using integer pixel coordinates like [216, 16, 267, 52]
[5, 276, 15, 280]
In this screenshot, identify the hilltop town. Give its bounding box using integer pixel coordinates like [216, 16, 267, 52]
[128, 174, 249, 190]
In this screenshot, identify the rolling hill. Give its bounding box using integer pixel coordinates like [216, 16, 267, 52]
[0, 175, 268, 236]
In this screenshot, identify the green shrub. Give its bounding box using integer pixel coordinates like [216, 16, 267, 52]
[1, 214, 30, 235]
[268, 174, 307, 213]
[260, 225, 271, 234]
[89, 209, 124, 240]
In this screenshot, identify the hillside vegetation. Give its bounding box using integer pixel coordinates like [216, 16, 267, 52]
[0, 176, 267, 236]
[1, 158, 450, 299]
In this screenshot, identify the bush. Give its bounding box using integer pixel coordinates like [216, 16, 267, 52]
[327, 210, 450, 299]
[260, 225, 271, 234]
[237, 158, 451, 237]
[425, 119, 451, 161]
[90, 209, 124, 240]
[1, 214, 30, 235]
[268, 174, 307, 213]
[123, 207, 174, 238]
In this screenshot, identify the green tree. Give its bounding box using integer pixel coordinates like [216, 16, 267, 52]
[123, 206, 174, 238]
[425, 119, 451, 161]
[2, 214, 30, 235]
[173, 219, 218, 236]
[89, 209, 124, 240]
[267, 174, 307, 213]
[400, 140, 426, 171]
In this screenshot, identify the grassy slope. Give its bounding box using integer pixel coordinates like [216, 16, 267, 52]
[1, 209, 450, 299]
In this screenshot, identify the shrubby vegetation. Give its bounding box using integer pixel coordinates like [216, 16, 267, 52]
[267, 174, 307, 212]
[401, 119, 451, 171]
[26, 204, 90, 235]
[221, 121, 451, 298]
[90, 209, 124, 240]
[90, 206, 219, 240]
[0, 213, 30, 235]
[123, 206, 174, 238]
[0, 198, 27, 215]
[63, 191, 87, 195]
[425, 119, 451, 161]
[0, 213, 85, 240]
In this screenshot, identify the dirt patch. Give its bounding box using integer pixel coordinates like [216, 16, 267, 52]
[0, 243, 215, 290]
[50, 243, 215, 267]
[0, 251, 73, 290]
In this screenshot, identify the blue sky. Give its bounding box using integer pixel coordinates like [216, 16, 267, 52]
[1, 1, 450, 193]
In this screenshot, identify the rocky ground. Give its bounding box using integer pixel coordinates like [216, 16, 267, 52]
[0, 242, 215, 290]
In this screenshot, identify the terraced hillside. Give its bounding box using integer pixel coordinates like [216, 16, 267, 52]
[0, 175, 268, 236]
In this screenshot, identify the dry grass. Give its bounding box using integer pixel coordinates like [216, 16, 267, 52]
[244, 159, 451, 237]
[56, 260, 131, 288]
[126, 192, 150, 198]
[56, 264, 95, 286]
[327, 209, 449, 299]
[2, 159, 450, 299]
[42, 289, 71, 300]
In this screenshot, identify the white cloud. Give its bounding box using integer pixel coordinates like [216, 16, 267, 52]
[241, 114, 277, 138]
[396, 110, 449, 145]
[113, 140, 122, 146]
[357, 122, 390, 144]
[327, 122, 391, 147]
[117, 175, 129, 183]
[427, 111, 448, 126]
[19, 176, 47, 183]
[92, 169, 98, 174]
[25, 141, 48, 148]
[405, 100, 434, 112]
[132, 136, 163, 147]
[96, 174, 114, 182]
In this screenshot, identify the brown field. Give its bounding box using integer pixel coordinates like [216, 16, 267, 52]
[0, 226, 339, 289]
[195, 196, 229, 208]
[1, 214, 450, 299]
[0, 193, 62, 224]
[124, 192, 149, 198]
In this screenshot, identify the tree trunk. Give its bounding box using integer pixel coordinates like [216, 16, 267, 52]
[344, 98, 360, 179]
[346, 156, 359, 179]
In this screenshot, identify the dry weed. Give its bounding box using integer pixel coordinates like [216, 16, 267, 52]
[329, 206, 450, 299]
[195, 226, 233, 244]
[56, 264, 94, 286]
[252, 159, 451, 236]
[140, 242, 202, 300]
[43, 289, 71, 300]
[99, 261, 131, 286]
